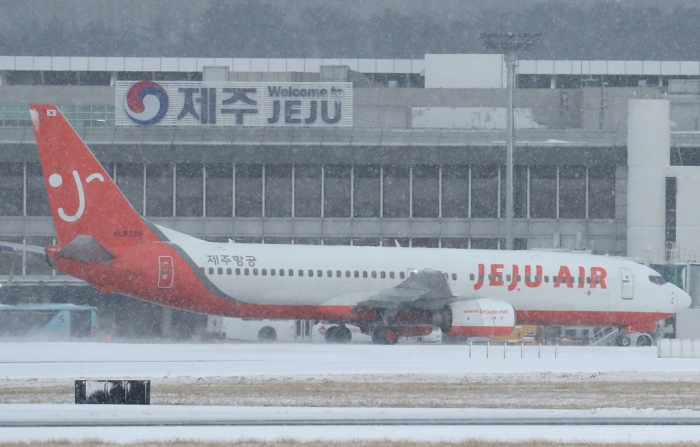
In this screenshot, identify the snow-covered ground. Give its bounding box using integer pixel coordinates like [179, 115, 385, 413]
[1, 341, 699, 380]
[2, 342, 700, 444]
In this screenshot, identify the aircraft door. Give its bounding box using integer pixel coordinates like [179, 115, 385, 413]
[158, 256, 174, 289]
[294, 320, 312, 340]
[620, 267, 634, 300]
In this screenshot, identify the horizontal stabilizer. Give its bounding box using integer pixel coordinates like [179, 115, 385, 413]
[0, 241, 45, 254]
[55, 235, 116, 263]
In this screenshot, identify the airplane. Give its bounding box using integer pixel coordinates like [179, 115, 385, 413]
[0, 104, 691, 345]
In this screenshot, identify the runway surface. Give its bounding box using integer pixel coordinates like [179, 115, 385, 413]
[3, 405, 700, 427]
[4, 405, 700, 444]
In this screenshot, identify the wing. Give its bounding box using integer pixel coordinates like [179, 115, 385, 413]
[353, 269, 463, 313]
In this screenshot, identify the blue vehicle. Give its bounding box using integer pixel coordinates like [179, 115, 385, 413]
[0, 303, 98, 340]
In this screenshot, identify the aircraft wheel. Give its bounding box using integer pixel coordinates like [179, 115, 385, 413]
[258, 326, 277, 342]
[637, 335, 653, 347]
[324, 326, 338, 343]
[335, 325, 352, 344]
[617, 335, 631, 347]
[373, 327, 399, 345]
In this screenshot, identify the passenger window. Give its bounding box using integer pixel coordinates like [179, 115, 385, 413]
[328, 270, 333, 277]
[469, 273, 475, 281]
[208, 267, 214, 275]
[586, 277, 591, 284]
[506, 275, 511, 282]
[381, 271, 386, 279]
[288, 269, 293, 276]
[578, 277, 583, 284]
[262, 269, 267, 276]
[544, 276, 549, 283]
[200, 267, 205, 275]
[400, 272, 405, 279]
[308, 270, 313, 277]
[525, 276, 530, 282]
[390, 272, 395, 279]
[371, 271, 377, 278]
[553, 276, 558, 284]
[345, 271, 350, 278]
[569, 276, 574, 284]
[517, 275, 521, 281]
[318, 270, 323, 277]
[253, 268, 258, 276]
[271, 269, 276, 277]
[279, 269, 284, 276]
[244, 268, 250, 276]
[363, 271, 368, 278]
[488, 274, 493, 281]
[354, 271, 359, 278]
[217, 267, 223, 275]
[298, 270, 304, 277]
[452, 273, 457, 281]
[226, 268, 232, 275]
[535, 276, 540, 282]
[336, 270, 341, 277]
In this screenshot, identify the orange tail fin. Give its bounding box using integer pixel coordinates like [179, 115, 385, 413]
[29, 104, 159, 247]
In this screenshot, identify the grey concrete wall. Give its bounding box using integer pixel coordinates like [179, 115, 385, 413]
[354, 88, 582, 130]
[670, 95, 700, 131]
[581, 87, 666, 132]
[0, 85, 114, 104]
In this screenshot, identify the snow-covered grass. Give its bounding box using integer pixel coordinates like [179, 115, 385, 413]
[3, 342, 700, 409]
[4, 375, 700, 409]
[1, 441, 699, 447]
[2, 441, 700, 447]
[2, 425, 700, 446]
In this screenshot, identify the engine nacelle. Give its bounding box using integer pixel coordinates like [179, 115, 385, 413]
[444, 298, 515, 337]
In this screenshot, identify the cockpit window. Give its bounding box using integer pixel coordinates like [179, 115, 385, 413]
[649, 275, 666, 285]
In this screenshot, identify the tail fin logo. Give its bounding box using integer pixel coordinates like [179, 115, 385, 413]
[49, 171, 105, 222]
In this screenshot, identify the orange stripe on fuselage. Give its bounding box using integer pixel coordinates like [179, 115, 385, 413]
[515, 310, 672, 327]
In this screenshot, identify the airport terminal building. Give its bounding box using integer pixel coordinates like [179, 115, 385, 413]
[1, 54, 699, 336]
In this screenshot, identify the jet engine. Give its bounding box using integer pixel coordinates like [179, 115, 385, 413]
[439, 298, 515, 337]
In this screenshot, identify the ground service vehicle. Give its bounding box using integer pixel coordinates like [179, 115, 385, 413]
[207, 317, 313, 342]
[0, 303, 97, 340]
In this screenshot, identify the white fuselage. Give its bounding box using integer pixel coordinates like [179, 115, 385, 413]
[159, 226, 688, 317]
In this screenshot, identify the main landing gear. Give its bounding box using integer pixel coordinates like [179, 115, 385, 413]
[324, 325, 352, 344]
[616, 334, 631, 347]
[371, 326, 399, 345]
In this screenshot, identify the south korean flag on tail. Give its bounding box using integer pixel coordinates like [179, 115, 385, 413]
[47, 109, 56, 117]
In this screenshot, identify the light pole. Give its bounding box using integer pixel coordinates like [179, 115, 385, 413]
[481, 33, 540, 250]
